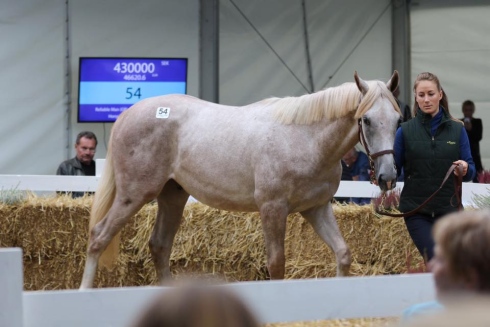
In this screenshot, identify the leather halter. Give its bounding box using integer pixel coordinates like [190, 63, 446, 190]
[357, 118, 395, 184]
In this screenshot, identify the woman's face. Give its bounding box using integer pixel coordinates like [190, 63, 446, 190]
[415, 80, 442, 117]
[429, 244, 469, 300]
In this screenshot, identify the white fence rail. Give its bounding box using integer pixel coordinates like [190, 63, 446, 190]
[0, 175, 488, 205]
[1, 248, 435, 327]
[1, 158, 489, 203]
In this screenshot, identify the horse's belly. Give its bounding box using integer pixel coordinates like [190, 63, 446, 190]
[287, 184, 337, 213]
[195, 196, 258, 212]
[175, 174, 259, 212]
[186, 187, 259, 212]
[180, 176, 337, 214]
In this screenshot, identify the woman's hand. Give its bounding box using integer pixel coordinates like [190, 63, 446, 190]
[453, 160, 468, 176]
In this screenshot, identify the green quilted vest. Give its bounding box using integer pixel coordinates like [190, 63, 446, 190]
[399, 109, 462, 217]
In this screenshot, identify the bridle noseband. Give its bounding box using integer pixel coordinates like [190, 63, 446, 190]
[357, 118, 395, 185]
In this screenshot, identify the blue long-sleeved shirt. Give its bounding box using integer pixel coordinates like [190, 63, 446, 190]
[350, 151, 371, 205]
[394, 107, 476, 182]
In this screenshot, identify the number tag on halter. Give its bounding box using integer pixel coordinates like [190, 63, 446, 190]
[156, 107, 170, 118]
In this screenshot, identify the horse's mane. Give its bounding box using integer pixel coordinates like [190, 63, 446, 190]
[270, 80, 400, 125]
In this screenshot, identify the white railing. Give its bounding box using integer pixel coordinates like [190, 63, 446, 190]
[1, 159, 488, 202]
[1, 248, 435, 327]
[0, 174, 488, 205]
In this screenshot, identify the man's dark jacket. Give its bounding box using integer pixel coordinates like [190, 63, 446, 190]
[56, 157, 94, 198]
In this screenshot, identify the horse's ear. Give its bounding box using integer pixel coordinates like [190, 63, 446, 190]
[354, 71, 369, 95]
[386, 70, 399, 93]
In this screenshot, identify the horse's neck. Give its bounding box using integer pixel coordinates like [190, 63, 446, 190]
[317, 116, 360, 162]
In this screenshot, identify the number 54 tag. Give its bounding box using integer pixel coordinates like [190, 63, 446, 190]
[156, 107, 170, 118]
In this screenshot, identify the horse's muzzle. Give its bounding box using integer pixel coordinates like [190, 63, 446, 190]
[378, 175, 397, 192]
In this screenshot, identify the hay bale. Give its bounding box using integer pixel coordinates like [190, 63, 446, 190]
[15, 200, 89, 259]
[0, 202, 19, 248]
[0, 196, 424, 290]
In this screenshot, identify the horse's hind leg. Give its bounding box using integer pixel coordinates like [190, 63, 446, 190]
[149, 179, 189, 283]
[81, 194, 150, 289]
[300, 203, 351, 276]
[259, 200, 289, 279]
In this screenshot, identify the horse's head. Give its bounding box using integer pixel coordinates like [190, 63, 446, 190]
[354, 71, 401, 192]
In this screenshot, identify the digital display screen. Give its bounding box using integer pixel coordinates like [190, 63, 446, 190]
[78, 57, 188, 123]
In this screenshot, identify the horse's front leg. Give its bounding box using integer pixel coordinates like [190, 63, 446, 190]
[300, 202, 351, 276]
[259, 200, 289, 279]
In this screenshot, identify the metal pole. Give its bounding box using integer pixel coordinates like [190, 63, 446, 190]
[64, 0, 73, 159]
[301, 0, 314, 93]
[392, 0, 411, 104]
[199, 0, 220, 103]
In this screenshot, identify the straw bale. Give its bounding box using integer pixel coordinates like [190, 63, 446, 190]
[23, 255, 142, 290]
[0, 196, 425, 290]
[105, 201, 421, 283]
[0, 202, 19, 247]
[13, 195, 91, 259]
[123, 204, 269, 283]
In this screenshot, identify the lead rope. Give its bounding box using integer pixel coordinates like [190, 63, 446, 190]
[375, 163, 464, 218]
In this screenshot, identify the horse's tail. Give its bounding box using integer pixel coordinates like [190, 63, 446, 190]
[89, 142, 119, 269]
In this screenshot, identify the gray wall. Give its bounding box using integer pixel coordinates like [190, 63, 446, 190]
[68, 0, 200, 160]
[0, 0, 199, 174]
[0, 0, 393, 175]
[220, 0, 393, 105]
[411, 1, 490, 169]
[6, 1, 488, 175]
[0, 0, 65, 174]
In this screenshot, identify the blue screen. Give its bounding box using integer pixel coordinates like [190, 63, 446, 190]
[78, 57, 188, 123]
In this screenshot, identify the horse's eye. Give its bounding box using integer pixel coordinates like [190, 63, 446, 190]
[363, 116, 370, 126]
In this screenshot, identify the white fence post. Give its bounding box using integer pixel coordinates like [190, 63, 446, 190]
[0, 248, 23, 327]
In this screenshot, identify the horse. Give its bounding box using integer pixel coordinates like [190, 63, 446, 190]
[80, 71, 402, 289]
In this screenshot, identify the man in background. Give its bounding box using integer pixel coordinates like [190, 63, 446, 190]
[461, 100, 483, 182]
[340, 147, 371, 205]
[56, 131, 98, 198]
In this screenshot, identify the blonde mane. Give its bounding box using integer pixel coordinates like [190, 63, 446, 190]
[271, 80, 400, 125]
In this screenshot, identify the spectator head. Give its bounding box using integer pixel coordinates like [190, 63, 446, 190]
[342, 148, 358, 167]
[462, 100, 475, 118]
[429, 209, 490, 301]
[75, 131, 97, 165]
[131, 284, 261, 327]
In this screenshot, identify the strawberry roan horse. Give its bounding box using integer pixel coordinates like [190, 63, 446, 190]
[80, 71, 401, 288]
